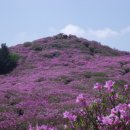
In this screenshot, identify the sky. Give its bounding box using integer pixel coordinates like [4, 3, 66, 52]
[0, 0, 130, 51]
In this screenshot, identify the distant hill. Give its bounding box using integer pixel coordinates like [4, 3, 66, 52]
[0, 33, 130, 130]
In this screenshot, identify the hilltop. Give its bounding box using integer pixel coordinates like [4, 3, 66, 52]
[0, 33, 130, 129]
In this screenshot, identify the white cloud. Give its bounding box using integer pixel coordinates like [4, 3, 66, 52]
[59, 24, 130, 41]
[60, 24, 86, 37]
[87, 28, 118, 39]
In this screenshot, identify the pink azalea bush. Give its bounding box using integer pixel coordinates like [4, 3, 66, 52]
[29, 80, 130, 130]
[63, 80, 130, 130]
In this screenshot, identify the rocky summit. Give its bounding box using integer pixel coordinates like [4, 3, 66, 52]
[0, 33, 130, 130]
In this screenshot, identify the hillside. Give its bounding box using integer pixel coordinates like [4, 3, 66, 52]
[0, 33, 130, 130]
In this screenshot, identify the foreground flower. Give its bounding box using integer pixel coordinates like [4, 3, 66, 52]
[28, 124, 33, 130]
[111, 103, 129, 119]
[63, 111, 77, 122]
[104, 80, 115, 93]
[64, 124, 68, 129]
[94, 82, 102, 90]
[124, 84, 129, 90]
[79, 109, 86, 116]
[128, 103, 130, 108]
[76, 94, 87, 106]
[101, 114, 120, 125]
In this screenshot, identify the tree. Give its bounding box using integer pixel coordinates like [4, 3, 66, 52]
[0, 43, 19, 74]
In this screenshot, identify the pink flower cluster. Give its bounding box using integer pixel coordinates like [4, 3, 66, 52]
[76, 93, 87, 106]
[94, 83, 102, 90]
[104, 80, 115, 93]
[62, 80, 130, 130]
[124, 84, 129, 90]
[94, 80, 115, 93]
[99, 103, 130, 126]
[63, 111, 77, 122]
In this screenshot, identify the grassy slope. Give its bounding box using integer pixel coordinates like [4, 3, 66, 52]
[0, 34, 130, 129]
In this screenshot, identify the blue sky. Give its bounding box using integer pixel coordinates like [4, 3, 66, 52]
[0, 0, 130, 51]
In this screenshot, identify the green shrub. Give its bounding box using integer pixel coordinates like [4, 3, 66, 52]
[23, 41, 32, 47]
[31, 44, 43, 51]
[43, 51, 61, 58]
[120, 67, 130, 75]
[94, 77, 110, 83]
[0, 43, 19, 74]
[83, 71, 107, 78]
[116, 79, 127, 86]
[55, 76, 73, 84]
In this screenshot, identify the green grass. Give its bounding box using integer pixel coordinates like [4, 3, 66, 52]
[83, 71, 107, 78]
[116, 79, 127, 86]
[55, 76, 73, 84]
[94, 77, 110, 83]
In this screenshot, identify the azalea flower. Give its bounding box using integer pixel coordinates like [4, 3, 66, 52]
[76, 94, 87, 106]
[94, 82, 102, 90]
[104, 80, 115, 93]
[63, 111, 77, 122]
